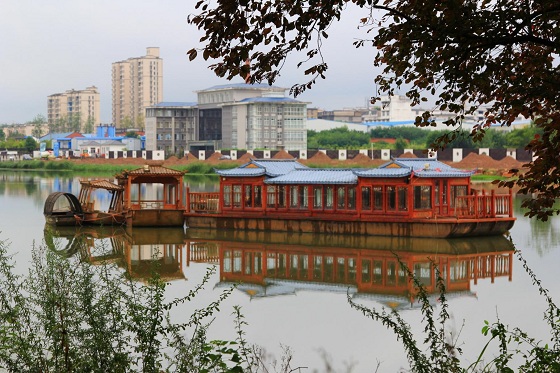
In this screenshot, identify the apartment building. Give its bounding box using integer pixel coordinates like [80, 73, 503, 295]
[363, 95, 414, 122]
[112, 47, 163, 128]
[145, 102, 198, 155]
[145, 84, 308, 153]
[47, 86, 100, 130]
[197, 83, 308, 151]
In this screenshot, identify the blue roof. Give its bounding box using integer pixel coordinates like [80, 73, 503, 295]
[40, 132, 73, 140]
[363, 120, 416, 127]
[239, 97, 301, 103]
[214, 168, 266, 177]
[201, 83, 283, 91]
[355, 158, 475, 178]
[217, 158, 473, 181]
[153, 102, 197, 107]
[265, 169, 358, 185]
[215, 159, 308, 178]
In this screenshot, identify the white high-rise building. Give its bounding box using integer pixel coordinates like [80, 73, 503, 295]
[112, 47, 163, 128]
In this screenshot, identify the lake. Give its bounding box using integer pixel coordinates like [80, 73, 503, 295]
[1, 170, 559, 372]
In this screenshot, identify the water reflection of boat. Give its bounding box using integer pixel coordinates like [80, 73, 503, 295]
[43, 225, 515, 309]
[44, 225, 187, 282]
[185, 229, 515, 309]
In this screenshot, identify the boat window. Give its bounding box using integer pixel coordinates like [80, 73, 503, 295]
[278, 186, 286, 208]
[223, 185, 232, 207]
[313, 186, 322, 209]
[434, 181, 440, 206]
[362, 187, 371, 210]
[266, 186, 276, 208]
[337, 186, 346, 209]
[414, 262, 432, 286]
[373, 186, 383, 210]
[299, 186, 308, 209]
[348, 187, 356, 210]
[223, 250, 232, 272]
[361, 259, 371, 283]
[414, 185, 432, 210]
[233, 250, 242, 273]
[387, 261, 397, 286]
[325, 186, 334, 209]
[398, 187, 408, 211]
[254, 186, 262, 208]
[442, 182, 448, 205]
[451, 185, 468, 207]
[290, 186, 298, 208]
[387, 186, 396, 211]
[166, 184, 176, 205]
[373, 260, 383, 284]
[233, 185, 241, 208]
[244, 185, 252, 207]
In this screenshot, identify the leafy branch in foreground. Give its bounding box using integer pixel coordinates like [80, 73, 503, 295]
[348, 246, 560, 372]
[0, 235, 308, 373]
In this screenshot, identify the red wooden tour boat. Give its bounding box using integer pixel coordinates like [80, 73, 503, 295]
[185, 158, 515, 238]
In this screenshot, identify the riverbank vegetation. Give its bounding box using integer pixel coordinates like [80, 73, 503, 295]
[307, 126, 543, 150]
[1, 235, 557, 372]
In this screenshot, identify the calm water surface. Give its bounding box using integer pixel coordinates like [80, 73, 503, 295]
[1, 171, 559, 372]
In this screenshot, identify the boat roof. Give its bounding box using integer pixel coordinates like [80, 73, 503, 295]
[354, 158, 475, 178]
[80, 179, 123, 191]
[118, 164, 186, 177]
[265, 169, 358, 185]
[215, 159, 308, 177]
[218, 158, 474, 182]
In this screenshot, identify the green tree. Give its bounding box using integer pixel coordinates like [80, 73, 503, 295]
[187, 1, 560, 220]
[0, 128, 5, 141]
[29, 114, 47, 138]
[24, 137, 38, 152]
[135, 113, 145, 129]
[69, 112, 82, 132]
[83, 115, 95, 134]
[122, 116, 133, 129]
[125, 130, 140, 139]
[394, 137, 407, 150]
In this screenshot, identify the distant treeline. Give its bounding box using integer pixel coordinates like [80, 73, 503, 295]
[307, 125, 542, 150]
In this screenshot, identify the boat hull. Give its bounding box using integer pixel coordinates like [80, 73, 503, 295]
[185, 214, 515, 238]
[126, 209, 185, 227]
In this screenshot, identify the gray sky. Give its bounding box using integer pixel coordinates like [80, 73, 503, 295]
[1, 1, 386, 124]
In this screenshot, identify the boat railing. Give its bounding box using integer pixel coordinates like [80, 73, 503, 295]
[187, 192, 220, 213]
[455, 190, 513, 218]
[130, 200, 165, 209]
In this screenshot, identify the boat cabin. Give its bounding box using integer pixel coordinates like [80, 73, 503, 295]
[211, 158, 512, 220]
[116, 164, 187, 227]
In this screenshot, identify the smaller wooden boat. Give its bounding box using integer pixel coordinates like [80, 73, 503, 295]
[44, 192, 84, 226]
[44, 179, 126, 226]
[76, 179, 126, 225]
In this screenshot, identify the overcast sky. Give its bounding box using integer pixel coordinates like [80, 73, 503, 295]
[1, 1, 393, 124]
